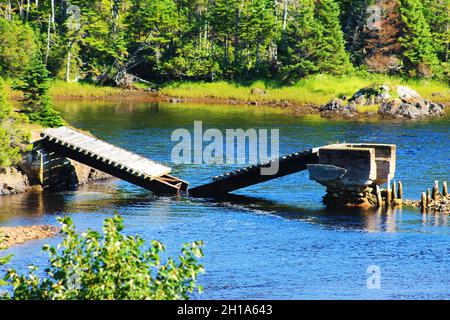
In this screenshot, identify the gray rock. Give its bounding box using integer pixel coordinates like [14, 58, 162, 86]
[429, 103, 445, 116]
[397, 86, 420, 100]
[321, 98, 345, 111]
[344, 103, 357, 113]
[398, 103, 422, 119]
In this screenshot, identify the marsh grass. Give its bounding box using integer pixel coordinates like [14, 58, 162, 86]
[49, 80, 123, 98]
[161, 74, 450, 106]
[4, 79, 123, 99]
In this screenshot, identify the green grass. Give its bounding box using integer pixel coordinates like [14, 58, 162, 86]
[4, 79, 124, 99]
[49, 80, 124, 98]
[4, 74, 449, 105]
[161, 74, 450, 106]
[356, 104, 380, 113]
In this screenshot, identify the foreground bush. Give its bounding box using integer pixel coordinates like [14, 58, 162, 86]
[2, 216, 204, 300]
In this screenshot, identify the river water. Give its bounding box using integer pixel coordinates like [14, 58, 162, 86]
[1, 101, 449, 299]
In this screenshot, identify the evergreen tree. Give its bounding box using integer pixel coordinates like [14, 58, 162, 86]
[0, 79, 31, 168]
[0, 18, 38, 77]
[421, 0, 449, 63]
[240, 0, 277, 74]
[13, 55, 64, 128]
[398, 0, 440, 77]
[279, 0, 320, 82]
[314, 0, 352, 74]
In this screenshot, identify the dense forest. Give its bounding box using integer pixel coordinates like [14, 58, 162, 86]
[0, 0, 448, 85]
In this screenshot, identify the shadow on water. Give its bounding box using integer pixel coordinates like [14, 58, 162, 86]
[190, 193, 448, 233]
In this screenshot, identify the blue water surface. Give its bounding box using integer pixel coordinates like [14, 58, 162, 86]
[1, 101, 449, 299]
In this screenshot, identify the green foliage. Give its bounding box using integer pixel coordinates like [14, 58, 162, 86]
[0, 0, 449, 82]
[13, 55, 64, 128]
[0, 229, 12, 293]
[399, 0, 440, 78]
[0, 79, 31, 168]
[314, 0, 352, 75]
[279, 0, 321, 82]
[0, 18, 38, 77]
[3, 215, 204, 300]
[421, 0, 449, 63]
[279, 0, 351, 83]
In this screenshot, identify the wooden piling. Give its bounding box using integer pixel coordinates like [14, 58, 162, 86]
[386, 189, 392, 208]
[397, 181, 403, 200]
[392, 180, 398, 201]
[376, 185, 383, 207]
[432, 180, 439, 200]
[420, 192, 427, 212]
[426, 188, 432, 207]
[443, 181, 448, 197]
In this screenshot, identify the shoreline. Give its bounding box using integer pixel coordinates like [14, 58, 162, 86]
[5, 76, 449, 119]
[0, 225, 59, 249]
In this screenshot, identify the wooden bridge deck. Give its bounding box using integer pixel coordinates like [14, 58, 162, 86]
[41, 127, 188, 195]
[189, 148, 320, 197]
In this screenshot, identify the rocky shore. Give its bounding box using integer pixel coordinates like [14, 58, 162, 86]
[0, 225, 59, 249]
[320, 84, 445, 120]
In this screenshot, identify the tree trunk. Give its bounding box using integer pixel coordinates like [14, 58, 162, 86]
[51, 0, 55, 31]
[282, 0, 289, 32]
[234, 6, 240, 66]
[45, 14, 52, 65]
[66, 50, 71, 82]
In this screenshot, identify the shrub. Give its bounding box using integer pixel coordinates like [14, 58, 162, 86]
[2, 215, 204, 300]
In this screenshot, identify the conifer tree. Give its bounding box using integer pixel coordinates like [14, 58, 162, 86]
[14, 55, 64, 128]
[398, 0, 440, 77]
[0, 79, 31, 168]
[279, 0, 320, 82]
[314, 0, 352, 74]
[421, 0, 449, 63]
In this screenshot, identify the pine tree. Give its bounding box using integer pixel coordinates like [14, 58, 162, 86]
[279, 0, 320, 82]
[13, 55, 64, 128]
[398, 0, 440, 77]
[314, 0, 352, 74]
[0, 79, 31, 168]
[421, 0, 449, 63]
[241, 0, 277, 74]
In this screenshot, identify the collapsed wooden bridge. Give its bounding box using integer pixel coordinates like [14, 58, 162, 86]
[41, 127, 396, 205]
[189, 149, 319, 196]
[41, 127, 188, 195]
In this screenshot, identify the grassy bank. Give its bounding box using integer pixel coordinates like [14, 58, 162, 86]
[5, 79, 125, 100]
[161, 74, 450, 106]
[4, 75, 449, 106]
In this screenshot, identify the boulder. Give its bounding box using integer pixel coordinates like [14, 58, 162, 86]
[251, 88, 266, 95]
[397, 103, 422, 119]
[397, 85, 420, 100]
[321, 98, 345, 111]
[0, 167, 30, 195]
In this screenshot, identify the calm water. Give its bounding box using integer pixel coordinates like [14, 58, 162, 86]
[1, 101, 449, 299]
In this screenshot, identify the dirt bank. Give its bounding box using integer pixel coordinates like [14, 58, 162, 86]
[0, 225, 59, 249]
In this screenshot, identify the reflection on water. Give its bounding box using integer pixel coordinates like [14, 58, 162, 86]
[1, 101, 449, 299]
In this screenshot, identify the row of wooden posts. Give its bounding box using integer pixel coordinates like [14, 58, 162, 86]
[420, 181, 448, 212]
[375, 180, 403, 209]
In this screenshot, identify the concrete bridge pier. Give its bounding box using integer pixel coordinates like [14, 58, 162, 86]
[307, 144, 396, 208]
